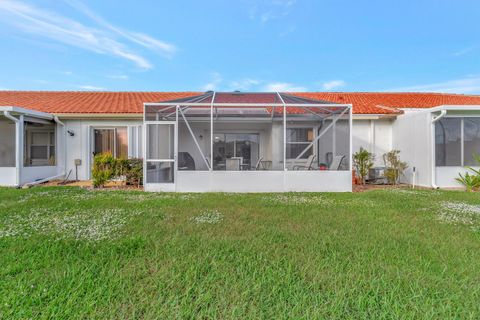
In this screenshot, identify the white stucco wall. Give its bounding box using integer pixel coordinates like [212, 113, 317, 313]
[0, 167, 16, 186]
[352, 119, 393, 166]
[146, 170, 352, 193]
[392, 111, 432, 187]
[435, 166, 480, 188]
[62, 119, 143, 180]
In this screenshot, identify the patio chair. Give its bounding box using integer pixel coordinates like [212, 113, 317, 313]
[293, 154, 316, 170]
[253, 157, 263, 170]
[329, 155, 345, 170]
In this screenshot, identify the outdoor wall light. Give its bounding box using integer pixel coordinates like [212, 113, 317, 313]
[67, 130, 75, 136]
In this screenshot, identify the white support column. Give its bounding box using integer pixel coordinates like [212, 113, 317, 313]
[349, 105, 353, 173]
[142, 122, 147, 188]
[210, 92, 215, 171]
[17, 115, 24, 186]
[332, 122, 336, 157]
[460, 118, 465, 166]
[276, 92, 287, 171]
[175, 106, 179, 191]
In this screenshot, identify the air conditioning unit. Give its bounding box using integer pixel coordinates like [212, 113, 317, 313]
[368, 167, 387, 184]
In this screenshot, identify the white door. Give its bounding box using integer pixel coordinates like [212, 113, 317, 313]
[144, 122, 176, 191]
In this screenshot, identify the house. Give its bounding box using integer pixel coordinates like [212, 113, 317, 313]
[1, 90, 480, 191]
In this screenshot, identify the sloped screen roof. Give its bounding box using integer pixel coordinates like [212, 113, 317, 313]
[145, 91, 350, 121]
[160, 91, 336, 105]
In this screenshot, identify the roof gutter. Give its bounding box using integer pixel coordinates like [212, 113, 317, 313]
[52, 113, 142, 119]
[430, 109, 447, 189]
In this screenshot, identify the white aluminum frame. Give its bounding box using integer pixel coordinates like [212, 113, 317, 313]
[143, 120, 177, 192]
[143, 92, 353, 192]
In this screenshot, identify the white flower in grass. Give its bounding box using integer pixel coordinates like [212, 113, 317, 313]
[262, 194, 334, 206]
[437, 201, 480, 229]
[191, 210, 223, 224]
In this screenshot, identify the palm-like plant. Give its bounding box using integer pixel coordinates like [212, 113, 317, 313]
[456, 154, 480, 192]
[353, 148, 374, 185]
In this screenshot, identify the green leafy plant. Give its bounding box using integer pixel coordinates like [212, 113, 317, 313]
[92, 154, 143, 188]
[383, 150, 408, 185]
[456, 154, 480, 192]
[353, 147, 374, 185]
[92, 152, 116, 188]
[455, 171, 480, 192]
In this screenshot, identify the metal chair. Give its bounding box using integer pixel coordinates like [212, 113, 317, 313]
[329, 155, 345, 170]
[293, 154, 316, 170]
[253, 157, 263, 170]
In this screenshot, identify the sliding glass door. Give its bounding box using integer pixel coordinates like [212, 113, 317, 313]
[93, 127, 128, 159]
[213, 133, 259, 170]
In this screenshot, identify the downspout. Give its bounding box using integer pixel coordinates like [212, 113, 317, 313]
[431, 110, 447, 189]
[3, 111, 20, 187]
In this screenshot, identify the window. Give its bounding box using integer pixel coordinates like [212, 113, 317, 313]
[0, 119, 15, 167]
[213, 133, 259, 170]
[286, 128, 313, 159]
[435, 117, 480, 167]
[435, 118, 462, 166]
[93, 127, 128, 159]
[464, 118, 480, 166]
[24, 122, 56, 167]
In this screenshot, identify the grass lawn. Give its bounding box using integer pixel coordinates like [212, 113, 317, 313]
[1, 187, 480, 319]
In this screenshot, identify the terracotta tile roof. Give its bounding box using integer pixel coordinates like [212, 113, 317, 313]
[295, 92, 480, 114]
[1, 91, 480, 115]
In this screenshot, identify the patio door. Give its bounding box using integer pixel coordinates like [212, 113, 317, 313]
[93, 128, 128, 158]
[145, 122, 176, 191]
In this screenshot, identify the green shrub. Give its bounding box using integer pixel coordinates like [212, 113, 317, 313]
[92, 154, 143, 188]
[92, 153, 116, 188]
[353, 147, 374, 185]
[383, 150, 408, 185]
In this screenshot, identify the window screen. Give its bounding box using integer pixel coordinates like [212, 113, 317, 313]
[435, 118, 461, 166]
[286, 128, 313, 159]
[464, 117, 480, 166]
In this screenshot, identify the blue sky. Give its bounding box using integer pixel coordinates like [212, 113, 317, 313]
[0, 0, 479, 93]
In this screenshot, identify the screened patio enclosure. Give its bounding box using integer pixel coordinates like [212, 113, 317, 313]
[0, 106, 64, 187]
[144, 92, 352, 192]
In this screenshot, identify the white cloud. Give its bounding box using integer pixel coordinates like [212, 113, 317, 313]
[0, 87, 10, 91]
[229, 78, 260, 91]
[201, 72, 223, 91]
[263, 82, 306, 92]
[387, 76, 480, 94]
[321, 80, 346, 91]
[65, 0, 176, 57]
[250, 0, 296, 23]
[78, 85, 105, 91]
[61, 71, 73, 75]
[452, 47, 474, 57]
[107, 74, 129, 80]
[0, 0, 176, 69]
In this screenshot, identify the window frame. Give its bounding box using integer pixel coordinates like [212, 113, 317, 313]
[435, 116, 480, 167]
[285, 127, 314, 160]
[24, 126, 56, 167]
[92, 126, 129, 159]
